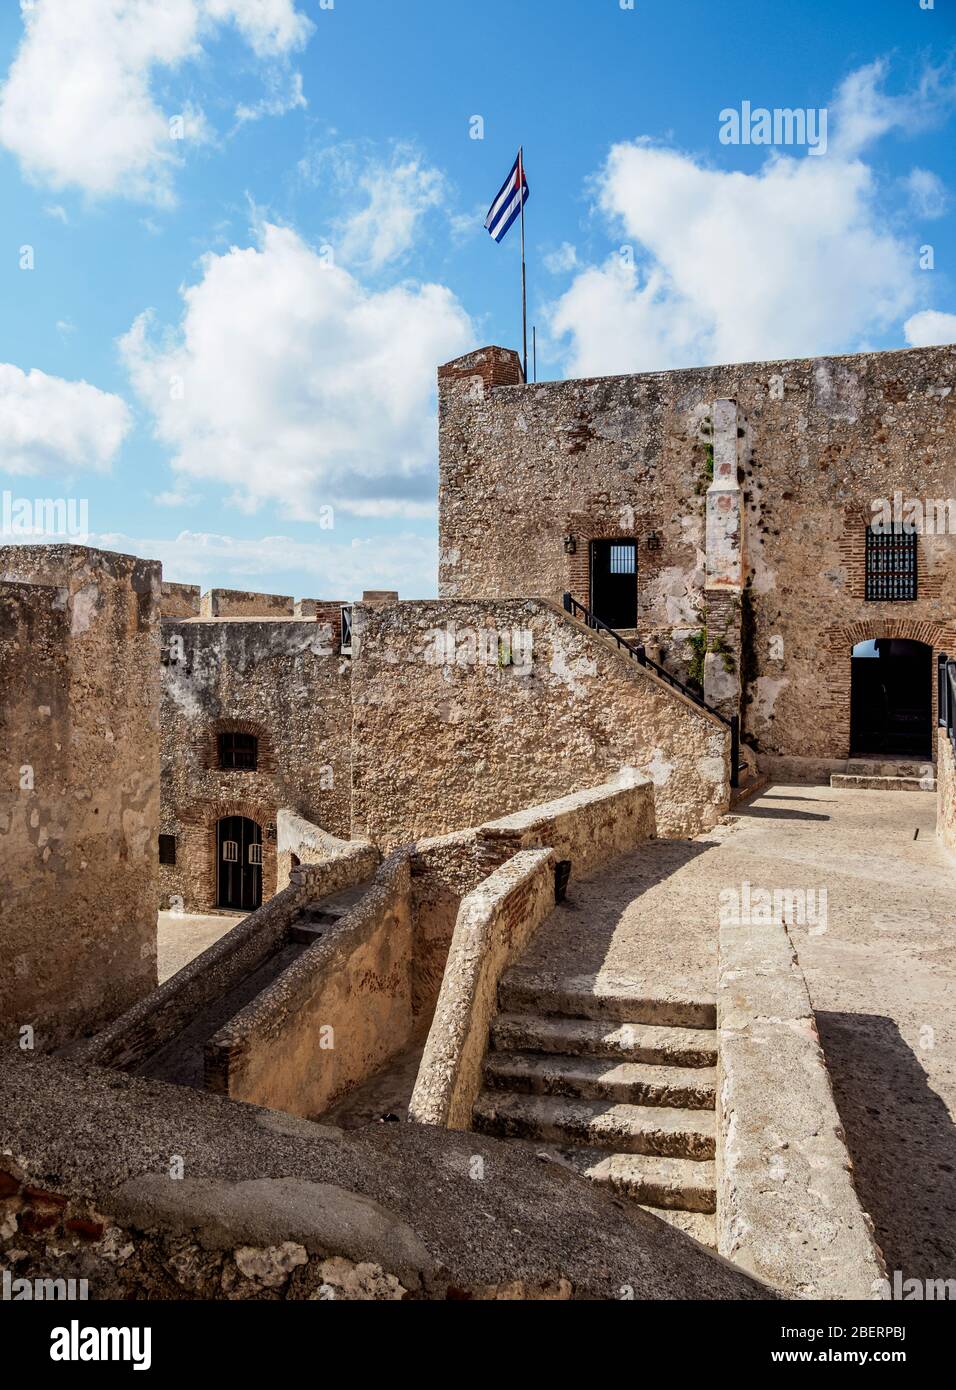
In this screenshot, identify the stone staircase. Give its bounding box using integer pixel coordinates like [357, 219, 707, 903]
[830, 758, 935, 792]
[473, 970, 718, 1246]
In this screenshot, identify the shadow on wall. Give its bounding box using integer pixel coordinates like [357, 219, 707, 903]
[817, 1010, 956, 1282]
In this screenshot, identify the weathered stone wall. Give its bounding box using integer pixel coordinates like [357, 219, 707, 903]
[350, 598, 728, 849]
[717, 916, 885, 1298]
[0, 1048, 774, 1300]
[81, 842, 379, 1073]
[200, 589, 294, 618]
[275, 809, 359, 893]
[206, 853, 413, 1119]
[410, 850, 555, 1129]
[0, 546, 161, 1047]
[160, 581, 201, 618]
[408, 778, 657, 1021]
[438, 345, 956, 770]
[937, 727, 956, 859]
[160, 617, 352, 911]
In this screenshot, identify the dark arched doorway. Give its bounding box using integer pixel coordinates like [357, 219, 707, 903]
[217, 816, 262, 911]
[850, 638, 932, 758]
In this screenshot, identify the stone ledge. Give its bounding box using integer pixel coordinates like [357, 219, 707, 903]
[717, 919, 886, 1299]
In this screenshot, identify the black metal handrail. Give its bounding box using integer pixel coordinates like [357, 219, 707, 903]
[562, 592, 740, 788]
[940, 654, 956, 760]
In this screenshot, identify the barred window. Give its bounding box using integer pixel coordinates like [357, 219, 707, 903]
[865, 528, 917, 602]
[218, 731, 258, 770]
[609, 543, 636, 575]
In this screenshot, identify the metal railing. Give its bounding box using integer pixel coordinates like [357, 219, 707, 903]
[562, 592, 740, 788]
[939, 653, 956, 760]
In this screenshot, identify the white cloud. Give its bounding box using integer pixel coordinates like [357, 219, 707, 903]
[904, 168, 949, 219]
[235, 69, 306, 126]
[0, 363, 131, 475]
[302, 143, 448, 270]
[0, 0, 312, 203]
[152, 489, 202, 508]
[829, 58, 956, 158]
[903, 310, 956, 348]
[119, 222, 473, 517]
[544, 242, 579, 275]
[92, 527, 440, 598]
[549, 62, 950, 376]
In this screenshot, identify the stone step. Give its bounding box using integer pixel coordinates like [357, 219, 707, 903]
[289, 923, 326, 945]
[830, 773, 935, 792]
[843, 759, 933, 778]
[498, 972, 716, 1030]
[490, 1013, 718, 1067]
[473, 1091, 716, 1160]
[534, 1144, 716, 1213]
[640, 1207, 717, 1248]
[484, 1051, 716, 1109]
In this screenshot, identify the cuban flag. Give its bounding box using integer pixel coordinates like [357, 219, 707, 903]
[484, 150, 529, 244]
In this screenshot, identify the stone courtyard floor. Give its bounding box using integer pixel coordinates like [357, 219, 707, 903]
[523, 782, 956, 1280]
[155, 786, 956, 1278]
[157, 910, 241, 983]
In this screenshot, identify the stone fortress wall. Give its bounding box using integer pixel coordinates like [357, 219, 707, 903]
[437, 344, 956, 777]
[0, 546, 161, 1046]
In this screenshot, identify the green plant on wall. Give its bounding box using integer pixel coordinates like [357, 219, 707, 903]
[688, 624, 736, 690]
[688, 628, 708, 689]
[694, 444, 714, 496]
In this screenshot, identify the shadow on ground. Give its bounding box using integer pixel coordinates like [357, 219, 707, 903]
[818, 1010, 956, 1281]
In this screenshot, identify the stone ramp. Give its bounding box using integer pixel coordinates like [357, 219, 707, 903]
[133, 881, 373, 1091]
[511, 836, 722, 1008]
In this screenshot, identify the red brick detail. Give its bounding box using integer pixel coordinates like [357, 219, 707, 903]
[20, 1209, 60, 1235]
[173, 795, 278, 909]
[65, 1217, 106, 1241]
[22, 1186, 69, 1209]
[836, 508, 944, 602]
[0, 1170, 20, 1198]
[438, 346, 524, 391]
[820, 616, 956, 757]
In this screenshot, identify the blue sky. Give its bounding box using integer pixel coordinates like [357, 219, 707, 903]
[1, 0, 955, 599]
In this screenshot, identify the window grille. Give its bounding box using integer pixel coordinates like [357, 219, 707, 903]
[221, 840, 238, 863]
[248, 843, 263, 866]
[609, 543, 636, 575]
[865, 528, 917, 602]
[218, 731, 258, 770]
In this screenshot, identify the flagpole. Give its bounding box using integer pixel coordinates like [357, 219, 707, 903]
[519, 145, 528, 383]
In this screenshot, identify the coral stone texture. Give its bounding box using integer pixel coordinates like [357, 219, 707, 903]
[350, 598, 729, 847]
[0, 546, 161, 1047]
[438, 344, 956, 774]
[0, 1049, 775, 1300]
[160, 614, 351, 910]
